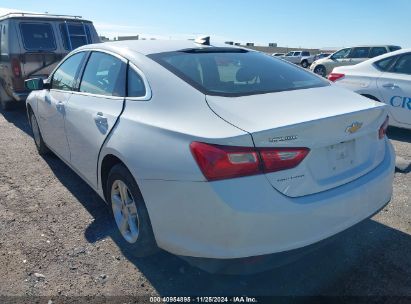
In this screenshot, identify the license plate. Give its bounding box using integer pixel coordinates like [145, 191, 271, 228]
[327, 140, 356, 173]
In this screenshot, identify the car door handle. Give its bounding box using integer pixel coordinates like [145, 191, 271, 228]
[94, 112, 109, 134]
[382, 83, 400, 89]
[94, 112, 107, 124]
[56, 101, 65, 111]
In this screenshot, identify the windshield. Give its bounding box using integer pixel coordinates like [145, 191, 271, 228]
[149, 49, 328, 97]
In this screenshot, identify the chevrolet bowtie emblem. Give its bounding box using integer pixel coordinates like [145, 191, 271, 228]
[346, 122, 363, 134]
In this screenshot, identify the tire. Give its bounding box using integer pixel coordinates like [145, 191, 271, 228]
[29, 110, 50, 155]
[107, 164, 158, 257]
[301, 60, 309, 68]
[314, 65, 327, 77]
[0, 96, 14, 111]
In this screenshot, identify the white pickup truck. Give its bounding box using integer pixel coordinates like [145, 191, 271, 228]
[281, 51, 311, 66]
[281, 51, 331, 68]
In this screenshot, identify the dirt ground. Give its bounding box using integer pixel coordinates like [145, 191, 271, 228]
[0, 106, 410, 300]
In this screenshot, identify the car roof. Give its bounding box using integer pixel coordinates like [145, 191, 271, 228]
[77, 40, 246, 56]
[0, 12, 91, 22]
[351, 45, 400, 48]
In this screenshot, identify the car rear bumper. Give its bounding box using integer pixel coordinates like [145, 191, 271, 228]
[138, 140, 395, 259]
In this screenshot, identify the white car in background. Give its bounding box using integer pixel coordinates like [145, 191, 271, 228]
[329, 49, 411, 130]
[24, 40, 394, 263]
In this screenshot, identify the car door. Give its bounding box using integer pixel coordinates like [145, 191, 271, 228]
[283, 52, 294, 62]
[64, 51, 126, 188]
[328, 48, 351, 70]
[291, 51, 301, 64]
[37, 51, 86, 161]
[377, 53, 411, 126]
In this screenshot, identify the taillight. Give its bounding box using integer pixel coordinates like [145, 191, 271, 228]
[11, 58, 22, 78]
[190, 142, 310, 181]
[190, 142, 260, 181]
[328, 73, 345, 82]
[260, 148, 310, 173]
[379, 116, 389, 139]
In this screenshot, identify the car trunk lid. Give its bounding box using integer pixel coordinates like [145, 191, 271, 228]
[206, 86, 388, 197]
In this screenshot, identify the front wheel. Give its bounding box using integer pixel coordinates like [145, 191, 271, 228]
[0, 97, 14, 111]
[107, 164, 158, 257]
[313, 65, 327, 77]
[301, 60, 309, 68]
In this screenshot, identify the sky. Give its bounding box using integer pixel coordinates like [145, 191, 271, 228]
[1, 0, 410, 49]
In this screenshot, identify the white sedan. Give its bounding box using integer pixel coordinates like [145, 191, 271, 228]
[24, 40, 394, 263]
[329, 48, 411, 130]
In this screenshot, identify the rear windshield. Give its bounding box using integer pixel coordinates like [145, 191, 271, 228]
[149, 49, 328, 97]
[20, 23, 56, 51]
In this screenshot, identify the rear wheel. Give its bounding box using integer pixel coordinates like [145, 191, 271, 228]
[29, 110, 49, 155]
[0, 96, 14, 111]
[314, 65, 326, 77]
[107, 164, 158, 257]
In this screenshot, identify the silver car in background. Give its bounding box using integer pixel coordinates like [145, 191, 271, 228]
[25, 41, 394, 264]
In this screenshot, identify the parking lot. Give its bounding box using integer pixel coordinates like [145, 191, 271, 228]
[0, 106, 410, 298]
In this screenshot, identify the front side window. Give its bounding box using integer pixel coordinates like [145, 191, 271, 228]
[149, 49, 328, 97]
[52, 52, 86, 91]
[392, 54, 411, 75]
[331, 48, 351, 59]
[293, 52, 301, 56]
[60, 23, 92, 50]
[285, 52, 294, 56]
[20, 23, 56, 51]
[369, 47, 387, 58]
[80, 52, 126, 96]
[350, 47, 370, 59]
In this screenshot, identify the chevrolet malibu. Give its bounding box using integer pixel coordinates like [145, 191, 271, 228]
[25, 40, 395, 261]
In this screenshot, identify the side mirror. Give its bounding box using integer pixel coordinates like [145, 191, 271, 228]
[25, 78, 50, 91]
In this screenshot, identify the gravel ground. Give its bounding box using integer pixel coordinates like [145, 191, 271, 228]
[0, 106, 410, 299]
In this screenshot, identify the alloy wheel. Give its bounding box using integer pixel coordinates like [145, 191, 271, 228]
[111, 180, 140, 243]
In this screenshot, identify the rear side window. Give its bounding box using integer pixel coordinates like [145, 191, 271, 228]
[52, 52, 86, 91]
[127, 67, 146, 97]
[80, 52, 126, 96]
[349, 47, 370, 58]
[389, 46, 401, 52]
[369, 47, 387, 58]
[20, 23, 56, 51]
[392, 54, 411, 75]
[149, 49, 328, 97]
[374, 56, 396, 71]
[60, 23, 92, 50]
[302, 51, 310, 56]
